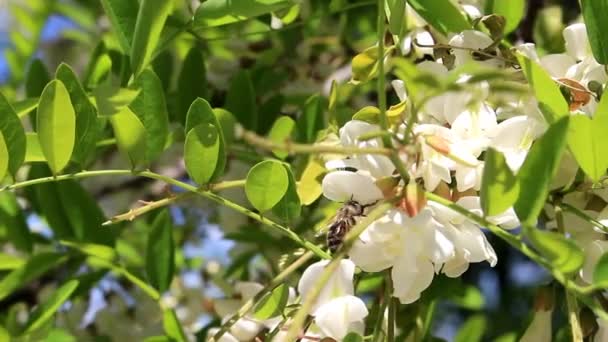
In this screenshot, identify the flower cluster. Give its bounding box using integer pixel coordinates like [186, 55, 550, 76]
[320, 20, 607, 307]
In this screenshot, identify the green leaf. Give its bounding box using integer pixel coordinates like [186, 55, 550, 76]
[343, 332, 364, 342]
[193, 0, 296, 27]
[387, 0, 406, 36]
[297, 94, 325, 143]
[177, 47, 208, 125]
[45, 329, 77, 342]
[0, 191, 32, 253]
[272, 164, 301, 221]
[0, 253, 25, 270]
[184, 99, 227, 184]
[527, 228, 585, 274]
[225, 70, 257, 131]
[406, 0, 471, 36]
[37, 80, 76, 174]
[0, 131, 7, 181]
[245, 160, 290, 212]
[516, 53, 569, 123]
[93, 83, 141, 117]
[129, 69, 170, 163]
[130, 0, 173, 76]
[0, 92, 26, 176]
[253, 283, 289, 320]
[449, 285, 485, 310]
[515, 117, 569, 226]
[268, 116, 295, 159]
[592, 253, 608, 288]
[581, 0, 608, 64]
[146, 210, 175, 293]
[296, 157, 325, 205]
[567, 93, 608, 181]
[25, 132, 45, 162]
[184, 124, 222, 185]
[60, 240, 116, 261]
[25, 59, 51, 129]
[21, 280, 79, 335]
[0, 253, 68, 301]
[454, 315, 486, 342]
[214, 108, 236, 145]
[480, 148, 520, 216]
[100, 0, 139, 52]
[163, 309, 187, 342]
[110, 107, 147, 169]
[56, 63, 102, 166]
[486, 0, 525, 33]
[14, 98, 39, 119]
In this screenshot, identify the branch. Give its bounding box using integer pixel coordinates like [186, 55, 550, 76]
[240, 130, 392, 156]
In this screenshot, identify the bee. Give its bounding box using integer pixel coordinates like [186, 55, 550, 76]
[327, 199, 377, 253]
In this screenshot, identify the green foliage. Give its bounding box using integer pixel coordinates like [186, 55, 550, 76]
[406, 0, 471, 36]
[486, 0, 525, 33]
[268, 116, 295, 159]
[514, 118, 569, 225]
[130, 0, 172, 76]
[567, 92, 608, 181]
[245, 160, 290, 212]
[146, 210, 175, 293]
[593, 253, 608, 288]
[516, 53, 569, 123]
[100, 0, 139, 52]
[225, 70, 257, 131]
[454, 315, 486, 342]
[36, 80, 76, 174]
[193, 0, 296, 27]
[0, 92, 26, 178]
[21, 280, 79, 336]
[581, 0, 608, 64]
[527, 229, 585, 275]
[184, 99, 227, 184]
[480, 148, 519, 216]
[253, 283, 290, 320]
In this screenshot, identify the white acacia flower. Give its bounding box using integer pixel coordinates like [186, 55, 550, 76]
[298, 259, 369, 340]
[322, 170, 384, 205]
[332, 120, 395, 179]
[517, 23, 607, 115]
[349, 208, 455, 303]
[448, 30, 502, 67]
[489, 115, 546, 171]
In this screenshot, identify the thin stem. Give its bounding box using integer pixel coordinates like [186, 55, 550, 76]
[103, 193, 192, 226]
[374, 0, 411, 183]
[371, 276, 389, 342]
[3, 170, 329, 259]
[555, 201, 584, 342]
[210, 251, 315, 342]
[283, 202, 394, 341]
[387, 274, 396, 342]
[241, 130, 392, 156]
[561, 202, 608, 233]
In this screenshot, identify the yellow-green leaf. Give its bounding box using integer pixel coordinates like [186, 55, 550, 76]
[37, 80, 76, 174]
[184, 123, 221, 185]
[130, 0, 173, 76]
[480, 148, 519, 216]
[0, 131, 7, 181]
[109, 107, 147, 169]
[246, 160, 289, 212]
[268, 116, 295, 159]
[21, 280, 79, 335]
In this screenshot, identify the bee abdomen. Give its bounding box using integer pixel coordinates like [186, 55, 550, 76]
[327, 221, 349, 253]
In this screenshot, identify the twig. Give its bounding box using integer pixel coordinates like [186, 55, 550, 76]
[241, 130, 392, 156]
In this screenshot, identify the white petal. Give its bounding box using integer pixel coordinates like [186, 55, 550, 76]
[340, 120, 382, 147]
[515, 43, 540, 61]
[392, 255, 435, 304]
[214, 299, 242, 318]
[580, 240, 608, 283]
[207, 328, 239, 342]
[539, 54, 576, 77]
[563, 23, 590, 61]
[442, 252, 470, 277]
[235, 282, 264, 301]
[314, 295, 369, 340]
[298, 259, 355, 314]
[322, 171, 383, 204]
[392, 80, 407, 102]
[229, 318, 264, 341]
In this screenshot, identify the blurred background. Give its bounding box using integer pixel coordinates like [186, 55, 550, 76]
[0, 0, 584, 340]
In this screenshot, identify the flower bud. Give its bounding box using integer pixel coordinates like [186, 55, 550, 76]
[398, 182, 427, 217]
